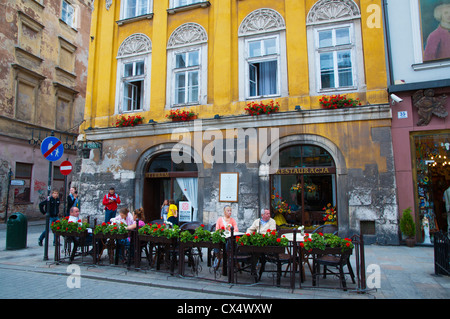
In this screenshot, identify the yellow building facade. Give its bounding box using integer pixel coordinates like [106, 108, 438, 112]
[78, 0, 398, 244]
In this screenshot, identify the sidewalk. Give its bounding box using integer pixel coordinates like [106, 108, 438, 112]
[0, 220, 449, 299]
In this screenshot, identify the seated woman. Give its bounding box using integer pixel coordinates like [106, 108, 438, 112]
[216, 205, 239, 233]
[127, 207, 145, 230]
[111, 207, 134, 226]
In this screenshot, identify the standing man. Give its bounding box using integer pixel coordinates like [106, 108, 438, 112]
[38, 190, 61, 246]
[102, 187, 121, 223]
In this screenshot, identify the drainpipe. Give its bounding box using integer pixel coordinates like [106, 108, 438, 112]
[382, 0, 395, 90]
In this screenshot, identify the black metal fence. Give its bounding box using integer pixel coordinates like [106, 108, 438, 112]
[434, 231, 450, 276]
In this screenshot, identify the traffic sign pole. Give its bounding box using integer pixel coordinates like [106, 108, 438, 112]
[43, 133, 54, 261]
[41, 132, 64, 261]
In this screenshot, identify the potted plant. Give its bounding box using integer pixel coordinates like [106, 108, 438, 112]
[114, 115, 144, 127]
[319, 94, 361, 109]
[399, 207, 416, 247]
[245, 100, 280, 116]
[166, 109, 197, 121]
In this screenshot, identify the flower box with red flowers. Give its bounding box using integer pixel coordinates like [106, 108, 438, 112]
[51, 216, 89, 236]
[245, 100, 280, 116]
[300, 232, 353, 253]
[166, 109, 197, 121]
[93, 221, 128, 239]
[319, 94, 361, 110]
[235, 229, 288, 254]
[138, 223, 180, 244]
[114, 115, 144, 127]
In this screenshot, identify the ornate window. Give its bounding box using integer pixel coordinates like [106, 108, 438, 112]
[115, 34, 152, 114]
[238, 8, 288, 100]
[166, 23, 208, 108]
[306, 0, 365, 95]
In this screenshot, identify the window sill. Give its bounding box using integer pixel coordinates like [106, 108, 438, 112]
[412, 59, 450, 71]
[167, 1, 210, 15]
[116, 13, 154, 26]
[318, 86, 358, 94]
[171, 102, 199, 108]
[59, 18, 77, 33]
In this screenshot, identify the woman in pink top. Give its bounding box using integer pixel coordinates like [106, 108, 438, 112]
[216, 205, 238, 232]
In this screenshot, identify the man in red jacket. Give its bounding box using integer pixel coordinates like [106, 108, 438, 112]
[102, 187, 121, 222]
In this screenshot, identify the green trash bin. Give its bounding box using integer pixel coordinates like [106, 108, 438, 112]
[6, 212, 28, 250]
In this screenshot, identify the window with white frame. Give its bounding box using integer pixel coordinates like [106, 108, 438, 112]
[123, 60, 145, 111]
[121, 0, 153, 20]
[238, 8, 288, 101]
[246, 36, 280, 97]
[173, 0, 203, 8]
[306, 0, 365, 95]
[316, 25, 355, 90]
[166, 23, 208, 108]
[61, 0, 75, 28]
[174, 50, 200, 104]
[115, 34, 152, 114]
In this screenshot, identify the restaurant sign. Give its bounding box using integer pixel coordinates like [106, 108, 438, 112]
[274, 167, 335, 175]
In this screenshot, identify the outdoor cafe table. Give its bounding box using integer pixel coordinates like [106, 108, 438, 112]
[92, 232, 129, 266]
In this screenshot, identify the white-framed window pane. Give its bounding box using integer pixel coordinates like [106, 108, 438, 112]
[249, 63, 257, 97]
[174, 0, 202, 7]
[337, 50, 353, 87]
[138, 0, 149, 15]
[249, 41, 262, 58]
[320, 52, 335, 89]
[319, 30, 333, 48]
[188, 71, 199, 103]
[62, 1, 75, 26]
[126, 0, 137, 18]
[188, 51, 199, 66]
[136, 61, 145, 75]
[175, 73, 186, 104]
[176, 53, 186, 68]
[264, 38, 277, 55]
[124, 82, 137, 110]
[124, 63, 133, 77]
[336, 28, 350, 46]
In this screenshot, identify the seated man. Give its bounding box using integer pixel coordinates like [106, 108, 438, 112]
[246, 208, 277, 235]
[66, 207, 93, 257]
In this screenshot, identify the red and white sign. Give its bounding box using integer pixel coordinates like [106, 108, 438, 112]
[60, 160, 73, 176]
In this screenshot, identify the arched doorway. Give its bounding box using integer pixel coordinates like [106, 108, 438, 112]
[143, 152, 198, 223]
[270, 144, 337, 227]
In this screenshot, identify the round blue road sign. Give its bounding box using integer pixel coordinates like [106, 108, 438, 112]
[41, 136, 64, 162]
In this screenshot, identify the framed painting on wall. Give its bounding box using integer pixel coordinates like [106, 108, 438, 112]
[420, 0, 450, 61]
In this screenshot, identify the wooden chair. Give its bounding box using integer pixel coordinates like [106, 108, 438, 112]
[312, 248, 355, 291]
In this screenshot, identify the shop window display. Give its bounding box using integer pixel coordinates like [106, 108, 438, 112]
[271, 145, 336, 228]
[414, 132, 450, 239]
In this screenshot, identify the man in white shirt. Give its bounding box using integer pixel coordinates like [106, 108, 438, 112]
[68, 206, 81, 224]
[246, 208, 277, 235]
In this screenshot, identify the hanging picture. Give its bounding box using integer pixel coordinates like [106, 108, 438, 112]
[219, 173, 239, 202]
[420, 0, 450, 61]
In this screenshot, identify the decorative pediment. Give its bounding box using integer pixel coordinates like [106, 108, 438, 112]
[307, 0, 360, 25]
[117, 34, 152, 58]
[167, 23, 208, 49]
[238, 8, 285, 36]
